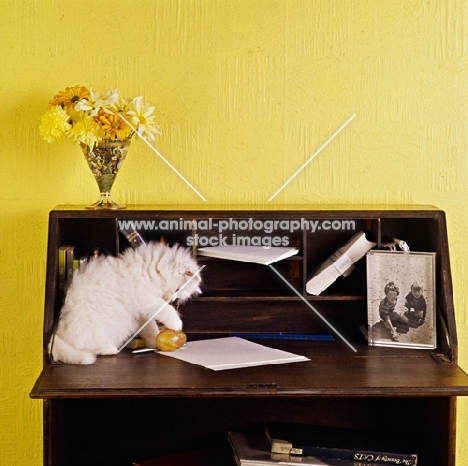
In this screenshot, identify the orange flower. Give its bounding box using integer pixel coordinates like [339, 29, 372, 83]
[49, 85, 90, 111]
[95, 111, 132, 140]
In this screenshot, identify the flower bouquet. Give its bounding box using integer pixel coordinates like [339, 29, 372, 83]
[40, 85, 160, 209]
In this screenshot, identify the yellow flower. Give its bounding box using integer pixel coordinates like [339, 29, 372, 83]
[39, 106, 71, 143]
[69, 117, 104, 148]
[126, 96, 161, 141]
[49, 85, 90, 112]
[75, 87, 119, 117]
[111, 96, 132, 114]
[96, 111, 132, 141]
[40, 86, 160, 150]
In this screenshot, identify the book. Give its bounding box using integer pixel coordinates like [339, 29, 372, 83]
[265, 423, 418, 465]
[65, 246, 75, 286]
[228, 431, 377, 466]
[306, 232, 376, 295]
[58, 246, 68, 292]
[118, 221, 146, 249]
[58, 246, 76, 292]
[197, 245, 299, 265]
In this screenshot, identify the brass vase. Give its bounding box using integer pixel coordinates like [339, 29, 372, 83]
[80, 139, 130, 210]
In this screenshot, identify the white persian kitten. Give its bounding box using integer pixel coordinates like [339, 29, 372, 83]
[49, 242, 201, 365]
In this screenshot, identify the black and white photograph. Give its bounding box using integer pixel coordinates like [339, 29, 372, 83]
[366, 250, 436, 349]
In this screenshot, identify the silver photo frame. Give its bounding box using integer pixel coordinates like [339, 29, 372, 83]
[366, 250, 436, 349]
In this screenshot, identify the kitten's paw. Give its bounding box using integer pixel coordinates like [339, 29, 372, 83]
[96, 346, 118, 356]
[78, 353, 97, 365]
[162, 315, 183, 331]
[50, 334, 96, 365]
[155, 305, 183, 332]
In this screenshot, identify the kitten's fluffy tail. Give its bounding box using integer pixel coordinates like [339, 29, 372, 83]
[49, 334, 96, 365]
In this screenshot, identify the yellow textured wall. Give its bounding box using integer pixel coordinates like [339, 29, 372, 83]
[1, 1, 468, 464]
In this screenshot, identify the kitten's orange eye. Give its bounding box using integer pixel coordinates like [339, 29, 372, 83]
[184, 270, 194, 276]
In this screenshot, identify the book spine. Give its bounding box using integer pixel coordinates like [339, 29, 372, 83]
[58, 245, 76, 291]
[118, 223, 146, 249]
[58, 247, 67, 292]
[300, 446, 417, 465]
[65, 247, 75, 286]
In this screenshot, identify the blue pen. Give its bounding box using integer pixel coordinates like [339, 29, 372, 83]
[229, 332, 334, 341]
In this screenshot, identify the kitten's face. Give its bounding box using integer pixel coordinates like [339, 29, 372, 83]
[174, 269, 202, 302]
[148, 242, 202, 303]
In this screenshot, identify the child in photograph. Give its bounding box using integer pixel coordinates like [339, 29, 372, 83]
[379, 281, 409, 341]
[404, 282, 427, 326]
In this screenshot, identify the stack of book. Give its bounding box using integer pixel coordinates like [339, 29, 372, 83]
[132, 423, 418, 466]
[228, 423, 418, 466]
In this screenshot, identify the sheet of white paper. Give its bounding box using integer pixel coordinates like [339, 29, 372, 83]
[158, 337, 310, 371]
[197, 246, 299, 265]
